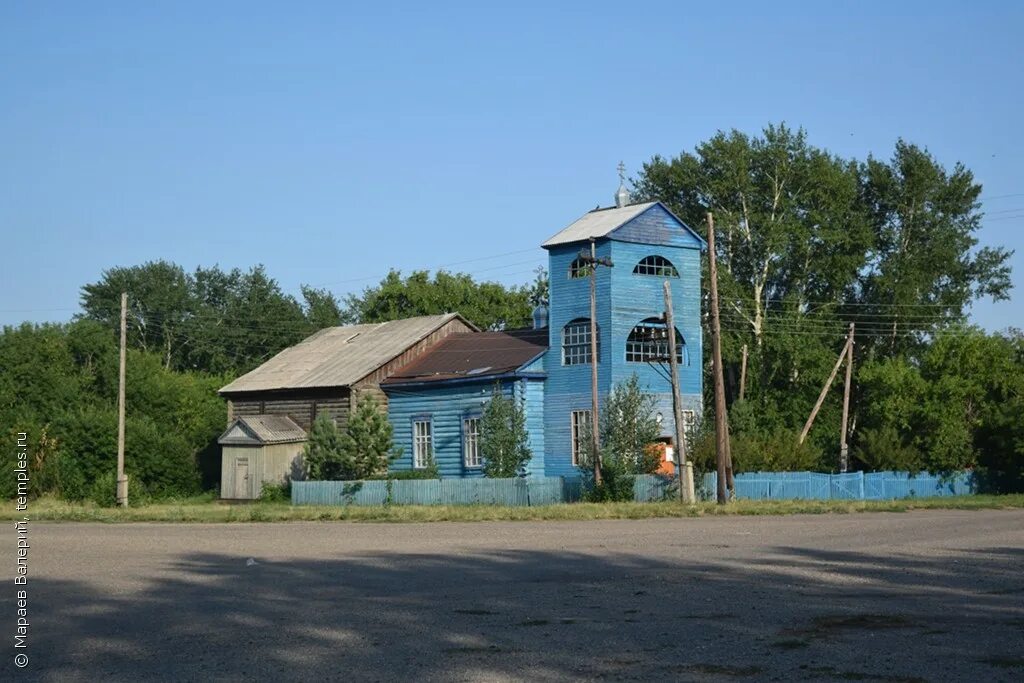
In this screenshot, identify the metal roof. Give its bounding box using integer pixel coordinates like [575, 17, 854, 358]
[218, 415, 308, 445]
[219, 313, 469, 394]
[541, 201, 657, 248]
[383, 328, 548, 385]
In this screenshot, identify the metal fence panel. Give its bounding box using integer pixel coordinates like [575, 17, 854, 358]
[292, 470, 977, 506]
[633, 474, 673, 502]
[829, 472, 863, 500]
[528, 477, 565, 505]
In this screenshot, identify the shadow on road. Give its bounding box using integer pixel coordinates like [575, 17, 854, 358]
[20, 543, 1024, 681]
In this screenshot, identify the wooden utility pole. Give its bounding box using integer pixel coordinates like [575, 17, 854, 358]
[799, 334, 851, 445]
[739, 344, 748, 401]
[663, 280, 694, 503]
[581, 239, 613, 485]
[706, 213, 731, 504]
[116, 292, 129, 507]
[839, 323, 855, 472]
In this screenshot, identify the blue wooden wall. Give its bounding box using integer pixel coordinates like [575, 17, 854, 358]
[385, 377, 546, 478]
[542, 204, 704, 478]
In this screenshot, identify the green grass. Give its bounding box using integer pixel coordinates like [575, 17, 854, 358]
[3, 493, 1023, 523]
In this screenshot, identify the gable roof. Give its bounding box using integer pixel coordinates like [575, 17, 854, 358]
[219, 313, 474, 394]
[218, 415, 307, 445]
[383, 328, 548, 386]
[541, 201, 705, 248]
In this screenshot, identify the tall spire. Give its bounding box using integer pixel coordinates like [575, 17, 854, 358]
[615, 160, 630, 208]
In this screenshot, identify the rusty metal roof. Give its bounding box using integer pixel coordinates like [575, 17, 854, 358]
[218, 415, 307, 445]
[219, 313, 470, 394]
[383, 328, 548, 385]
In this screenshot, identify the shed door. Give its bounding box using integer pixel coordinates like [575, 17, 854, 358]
[234, 457, 250, 498]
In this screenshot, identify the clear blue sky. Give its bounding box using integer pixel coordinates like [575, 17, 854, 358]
[2, 1, 1021, 329]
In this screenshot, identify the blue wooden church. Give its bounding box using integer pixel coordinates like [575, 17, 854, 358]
[384, 182, 705, 478]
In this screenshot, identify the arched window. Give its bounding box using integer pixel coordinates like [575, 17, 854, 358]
[568, 257, 592, 279]
[632, 255, 679, 277]
[562, 318, 598, 365]
[625, 317, 686, 364]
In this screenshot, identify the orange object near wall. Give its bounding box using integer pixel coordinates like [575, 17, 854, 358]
[646, 442, 677, 477]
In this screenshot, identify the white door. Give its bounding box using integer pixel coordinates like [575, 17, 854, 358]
[234, 457, 250, 498]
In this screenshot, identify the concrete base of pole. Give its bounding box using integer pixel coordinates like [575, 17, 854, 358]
[681, 462, 695, 504]
[117, 475, 129, 507]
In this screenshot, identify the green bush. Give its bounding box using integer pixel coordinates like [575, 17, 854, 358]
[259, 481, 291, 503]
[854, 426, 923, 473]
[52, 407, 200, 500]
[304, 397, 397, 481]
[582, 449, 636, 503]
[601, 374, 662, 475]
[688, 424, 820, 474]
[378, 468, 439, 481]
[88, 470, 149, 508]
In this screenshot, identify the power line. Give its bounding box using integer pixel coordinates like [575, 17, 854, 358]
[299, 249, 543, 290]
[981, 192, 1024, 201]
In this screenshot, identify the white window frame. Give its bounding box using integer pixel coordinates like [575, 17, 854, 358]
[563, 319, 597, 366]
[568, 257, 592, 279]
[413, 418, 432, 469]
[463, 416, 481, 469]
[633, 255, 679, 277]
[681, 410, 696, 435]
[625, 318, 685, 364]
[570, 410, 592, 466]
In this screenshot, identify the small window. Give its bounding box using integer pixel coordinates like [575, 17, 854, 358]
[413, 419, 432, 469]
[633, 255, 679, 277]
[463, 417, 481, 468]
[681, 410, 696, 441]
[625, 318, 685, 364]
[562, 318, 598, 366]
[568, 257, 592, 279]
[571, 410, 592, 466]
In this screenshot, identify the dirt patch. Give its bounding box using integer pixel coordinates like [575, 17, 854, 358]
[803, 666, 927, 682]
[453, 608, 497, 615]
[785, 613, 916, 640]
[977, 656, 1024, 669]
[772, 638, 810, 650]
[668, 663, 764, 677]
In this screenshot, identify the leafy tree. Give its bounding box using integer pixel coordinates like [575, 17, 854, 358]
[854, 426, 922, 473]
[527, 266, 549, 307]
[859, 141, 1013, 356]
[581, 446, 636, 503]
[0, 323, 84, 424]
[853, 328, 1024, 483]
[480, 388, 532, 478]
[343, 269, 536, 330]
[180, 265, 312, 374]
[301, 285, 344, 331]
[80, 260, 192, 369]
[688, 420, 821, 475]
[601, 374, 661, 474]
[635, 124, 1015, 462]
[578, 374, 664, 502]
[635, 124, 871, 346]
[339, 394, 396, 479]
[80, 261, 345, 375]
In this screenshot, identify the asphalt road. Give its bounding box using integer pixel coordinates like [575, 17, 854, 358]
[6, 510, 1024, 682]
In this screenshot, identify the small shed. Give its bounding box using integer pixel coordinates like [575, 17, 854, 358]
[218, 415, 308, 500]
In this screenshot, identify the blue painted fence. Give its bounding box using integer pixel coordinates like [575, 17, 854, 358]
[700, 471, 976, 501]
[291, 471, 975, 507]
[292, 475, 675, 506]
